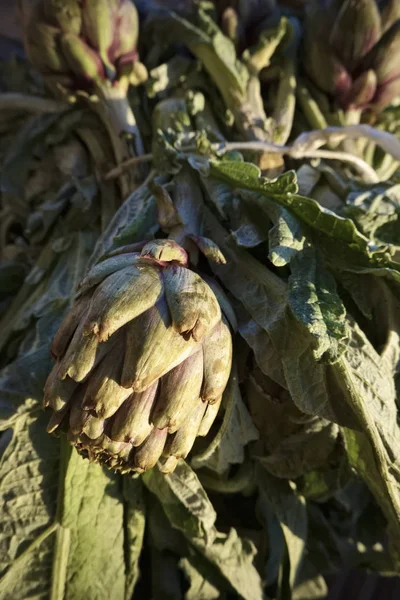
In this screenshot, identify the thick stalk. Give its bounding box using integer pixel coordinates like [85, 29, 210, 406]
[236, 75, 273, 142]
[96, 82, 144, 158]
[376, 157, 399, 181]
[364, 140, 377, 166]
[296, 83, 328, 131]
[272, 57, 296, 145]
[342, 109, 362, 157]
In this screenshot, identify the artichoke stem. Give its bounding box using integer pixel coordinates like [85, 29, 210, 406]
[296, 83, 328, 131]
[235, 76, 273, 143]
[342, 109, 362, 156]
[376, 155, 399, 181]
[272, 58, 296, 146]
[97, 83, 144, 157]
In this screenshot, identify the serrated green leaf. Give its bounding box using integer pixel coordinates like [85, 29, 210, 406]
[257, 419, 339, 480]
[87, 183, 157, 270]
[266, 203, 306, 267]
[144, 462, 217, 542]
[246, 370, 298, 455]
[1, 108, 85, 196]
[201, 204, 357, 428]
[278, 311, 364, 428]
[0, 403, 137, 600]
[55, 443, 128, 600]
[334, 321, 400, 561]
[339, 262, 400, 283]
[378, 282, 400, 381]
[143, 461, 263, 600]
[209, 160, 298, 195]
[123, 477, 146, 598]
[258, 503, 284, 585]
[335, 319, 399, 459]
[343, 427, 400, 566]
[202, 203, 288, 333]
[208, 160, 392, 264]
[257, 467, 307, 593]
[0, 230, 96, 361]
[191, 366, 259, 474]
[303, 505, 343, 575]
[0, 407, 59, 600]
[200, 175, 240, 220]
[0, 346, 54, 421]
[180, 557, 220, 600]
[343, 181, 400, 248]
[288, 246, 348, 361]
[338, 272, 375, 319]
[238, 312, 287, 388]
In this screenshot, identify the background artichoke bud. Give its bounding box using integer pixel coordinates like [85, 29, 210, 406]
[44, 240, 233, 474]
[22, 0, 141, 93]
[304, 0, 400, 112]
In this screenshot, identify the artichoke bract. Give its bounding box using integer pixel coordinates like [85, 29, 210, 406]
[304, 0, 400, 112]
[44, 240, 233, 474]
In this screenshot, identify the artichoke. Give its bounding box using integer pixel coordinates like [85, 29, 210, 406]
[21, 0, 147, 150]
[44, 240, 233, 474]
[304, 0, 400, 112]
[22, 0, 144, 91]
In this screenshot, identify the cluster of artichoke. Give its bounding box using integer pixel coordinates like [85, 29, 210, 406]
[44, 240, 232, 474]
[304, 0, 400, 111]
[22, 0, 144, 93]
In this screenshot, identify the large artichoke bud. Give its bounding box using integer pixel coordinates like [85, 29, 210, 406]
[20, 0, 147, 141]
[304, 0, 400, 112]
[44, 240, 233, 474]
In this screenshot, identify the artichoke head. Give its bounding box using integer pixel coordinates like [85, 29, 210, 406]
[304, 0, 400, 112]
[22, 0, 141, 92]
[44, 240, 233, 474]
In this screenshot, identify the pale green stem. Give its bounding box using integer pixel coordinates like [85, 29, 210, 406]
[296, 83, 328, 131]
[50, 527, 71, 600]
[377, 158, 400, 181]
[0, 524, 58, 595]
[97, 82, 144, 157]
[51, 439, 73, 600]
[342, 109, 362, 156]
[272, 58, 296, 145]
[364, 140, 377, 166]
